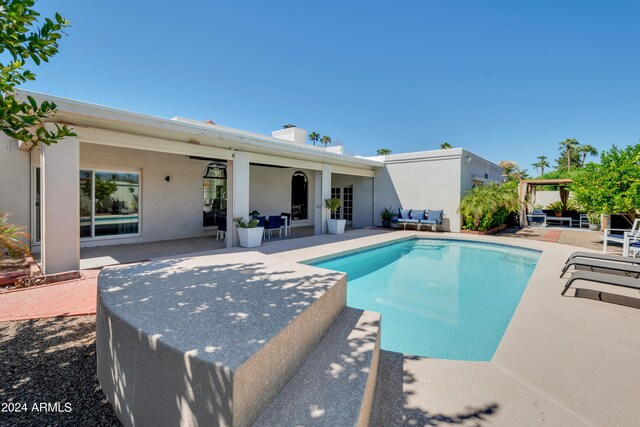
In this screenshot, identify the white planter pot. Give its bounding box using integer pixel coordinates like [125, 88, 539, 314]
[327, 219, 346, 235]
[237, 227, 264, 248]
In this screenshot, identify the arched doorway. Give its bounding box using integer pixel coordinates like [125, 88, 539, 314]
[291, 171, 308, 220]
[203, 162, 227, 226]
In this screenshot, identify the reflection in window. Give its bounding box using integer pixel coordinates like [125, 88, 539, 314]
[80, 170, 140, 238]
[80, 171, 92, 238]
[94, 172, 139, 236]
[203, 162, 227, 227]
[291, 171, 308, 220]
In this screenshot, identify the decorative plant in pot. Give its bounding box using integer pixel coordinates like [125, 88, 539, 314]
[546, 201, 565, 217]
[380, 206, 394, 228]
[325, 198, 346, 234]
[233, 217, 263, 248]
[587, 212, 601, 231]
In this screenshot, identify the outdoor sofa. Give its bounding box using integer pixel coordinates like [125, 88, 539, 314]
[394, 208, 444, 232]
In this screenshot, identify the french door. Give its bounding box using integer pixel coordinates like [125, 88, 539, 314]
[330, 186, 353, 225]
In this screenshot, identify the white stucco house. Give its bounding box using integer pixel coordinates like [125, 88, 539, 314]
[0, 91, 502, 274]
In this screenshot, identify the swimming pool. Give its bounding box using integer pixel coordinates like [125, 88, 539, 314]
[308, 238, 540, 361]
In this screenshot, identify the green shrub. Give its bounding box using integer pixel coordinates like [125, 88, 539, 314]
[459, 182, 518, 231]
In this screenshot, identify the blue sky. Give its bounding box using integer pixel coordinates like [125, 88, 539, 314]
[23, 1, 640, 172]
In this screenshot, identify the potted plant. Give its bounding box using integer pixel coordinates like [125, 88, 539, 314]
[587, 212, 601, 231]
[233, 217, 263, 248]
[325, 198, 346, 234]
[380, 206, 394, 228]
[546, 201, 564, 217]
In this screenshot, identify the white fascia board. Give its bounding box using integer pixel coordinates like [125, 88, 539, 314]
[331, 165, 375, 177]
[16, 90, 383, 169]
[77, 126, 233, 160]
[382, 148, 464, 164]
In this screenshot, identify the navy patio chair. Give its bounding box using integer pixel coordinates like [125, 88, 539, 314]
[265, 215, 283, 239]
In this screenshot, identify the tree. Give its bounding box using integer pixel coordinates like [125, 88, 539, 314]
[376, 148, 392, 155]
[498, 160, 526, 181]
[440, 142, 452, 149]
[532, 155, 550, 176]
[458, 181, 518, 231]
[571, 144, 640, 225]
[320, 135, 332, 147]
[0, 0, 75, 146]
[557, 138, 580, 170]
[578, 144, 598, 167]
[308, 131, 320, 146]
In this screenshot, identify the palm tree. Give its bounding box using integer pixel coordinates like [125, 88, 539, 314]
[532, 155, 550, 176]
[558, 138, 579, 170]
[308, 132, 320, 146]
[320, 135, 332, 147]
[578, 144, 598, 167]
[440, 142, 452, 149]
[376, 148, 392, 155]
[0, 212, 29, 258]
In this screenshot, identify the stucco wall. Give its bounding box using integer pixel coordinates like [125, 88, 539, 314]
[460, 149, 503, 195]
[0, 137, 30, 230]
[533, 191, 567, 209]
[331, 174, 374, 229]
[374, 150, 463, 232]
[76, 143, 212, 246]
[249, 165, 316, 227]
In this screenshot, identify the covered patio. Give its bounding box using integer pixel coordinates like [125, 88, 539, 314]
[22, 93, 381, 274]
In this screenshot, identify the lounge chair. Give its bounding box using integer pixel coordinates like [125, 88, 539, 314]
[561, 258, 640, 278]
[566, 251, 640, 265]
[561, 271, 640, 296]
[603, 219, 640, 254]
[420, 209, 444, 232]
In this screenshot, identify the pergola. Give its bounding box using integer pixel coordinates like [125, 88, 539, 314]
[518, 178, 573, 227]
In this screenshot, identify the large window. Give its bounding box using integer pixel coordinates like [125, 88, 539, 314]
[203, 162, 227, 227]
[81, 169, 140, 238]
[291, 171, 308, 220]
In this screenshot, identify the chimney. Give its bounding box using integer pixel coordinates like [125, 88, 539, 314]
[272, 124, 307, 145]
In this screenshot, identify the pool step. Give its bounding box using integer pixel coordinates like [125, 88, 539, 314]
[254, 307, 381, 427]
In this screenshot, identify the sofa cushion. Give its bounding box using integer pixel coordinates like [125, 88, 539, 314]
[427, 209, 443, 223]
[420, 219, 437, 224]
[411, 209, 426, 221]
[399, 209, 411, 219]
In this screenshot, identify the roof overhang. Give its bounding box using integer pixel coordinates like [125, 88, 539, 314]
[16, 90, 383, 172]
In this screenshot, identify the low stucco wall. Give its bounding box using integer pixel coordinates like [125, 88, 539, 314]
[96, 252, 347, 427]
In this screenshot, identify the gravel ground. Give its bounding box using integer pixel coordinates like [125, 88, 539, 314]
[0, 316, 120, 427]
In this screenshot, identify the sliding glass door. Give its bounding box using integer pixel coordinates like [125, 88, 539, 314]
[81, 169, 140, 238]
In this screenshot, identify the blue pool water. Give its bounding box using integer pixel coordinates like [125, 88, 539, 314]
[308, 239, 540, 361]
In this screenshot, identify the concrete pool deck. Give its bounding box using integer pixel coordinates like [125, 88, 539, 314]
[99, 229, 639, 426]
[255, 230, 640, 426]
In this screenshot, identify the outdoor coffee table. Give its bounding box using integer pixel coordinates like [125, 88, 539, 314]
[546, 216, 572, 227]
